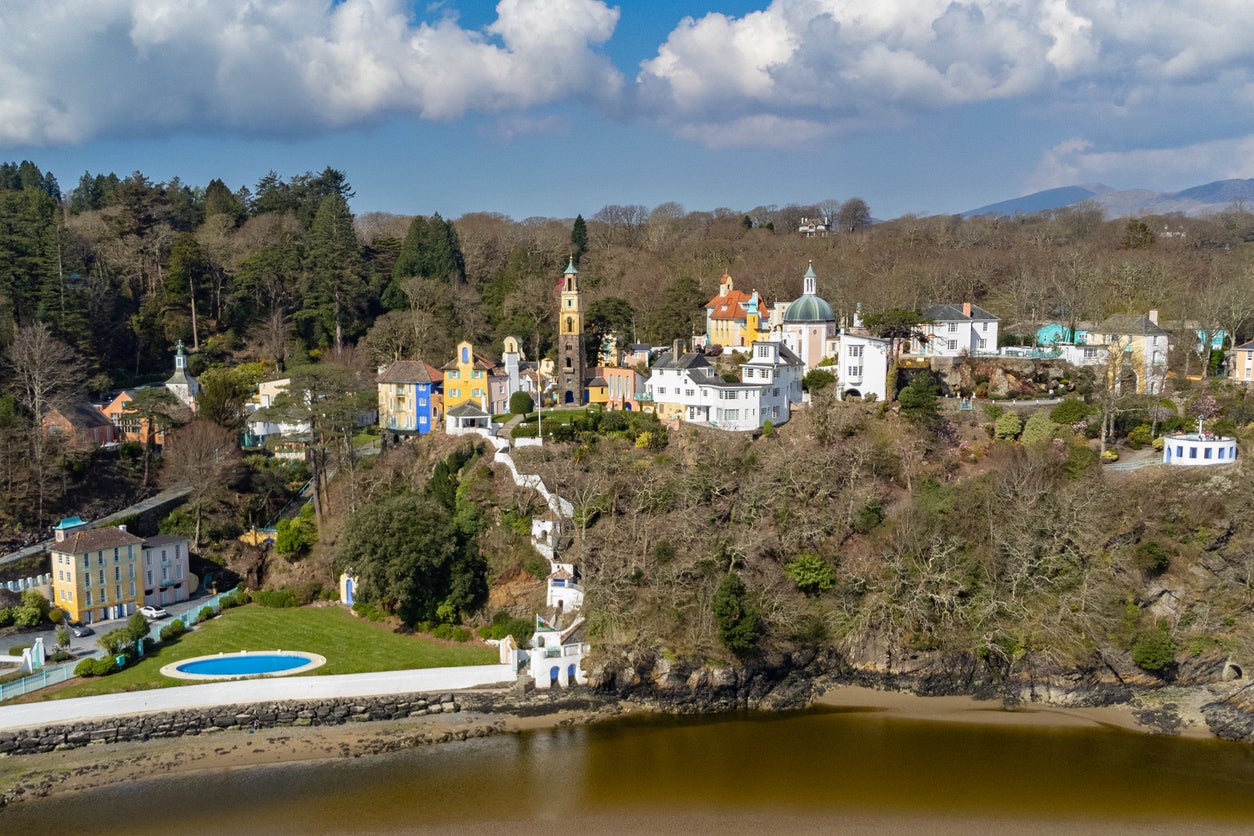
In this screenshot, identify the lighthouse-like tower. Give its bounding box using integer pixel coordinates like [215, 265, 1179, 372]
[557, 257, 586, 405]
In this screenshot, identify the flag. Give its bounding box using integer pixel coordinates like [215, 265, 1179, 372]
[536, 614, 556, 632]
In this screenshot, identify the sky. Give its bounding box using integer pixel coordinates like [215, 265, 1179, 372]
[1, 0, 1252, 221]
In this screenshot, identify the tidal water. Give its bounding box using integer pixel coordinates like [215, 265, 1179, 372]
[8, 707, 1254, 833]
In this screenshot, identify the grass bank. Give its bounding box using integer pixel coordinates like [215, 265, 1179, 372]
[41, 604, 498, 700]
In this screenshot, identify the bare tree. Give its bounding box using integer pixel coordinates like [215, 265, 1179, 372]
[161, 419, 243, 550]
[5, 323, 84, 523]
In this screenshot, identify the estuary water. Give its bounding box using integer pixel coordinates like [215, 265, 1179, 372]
[8, 707, 1254, 834]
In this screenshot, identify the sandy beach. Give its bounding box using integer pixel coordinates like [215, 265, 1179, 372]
[0, 683, 1222, 807]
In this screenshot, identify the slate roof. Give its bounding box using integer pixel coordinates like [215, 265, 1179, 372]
[652, 350, 713, 371]
[51, 401, 112, 430]
[446, 402, 490, 418]
[1095, 314, 1170, 338]
[378, 360, 442, 385]
[53, 527, 144, 555]
[922, 303, 1000, 322]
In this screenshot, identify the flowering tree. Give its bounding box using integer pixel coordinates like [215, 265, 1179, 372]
[1187, 394, 1221, 435]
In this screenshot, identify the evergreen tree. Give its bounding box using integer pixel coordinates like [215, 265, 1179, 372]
[571, 213, 588, 265]
[299, 193, 363, 351]
[393, 213, 465, 283]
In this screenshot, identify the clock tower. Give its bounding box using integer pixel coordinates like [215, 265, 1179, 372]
[557, 257, 586, 405]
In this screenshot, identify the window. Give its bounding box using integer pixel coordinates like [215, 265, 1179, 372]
[129, 582, 135, 596]
[1205, 448, 1213, 459]
[849, 345, 862, 358]
[756, 345, 769, 358]
[114, 566, 120, 581]
[86, 591, 92, 605]
[948, 323, 957, 333]
[847, 366, 862, 377]
[99, 570, 105, 585]
[1189, 447, 1197, 459]
[473, 370, 484, 379]
[947, 340, 957, 351]
[982, 322, 988, 331]
[1083, 347, 1099, 359]
[978, 339, 986, 349]
[114, 548, 119, 562]
[450, 388, 460, 398]
[685, 389, 694, 397]
[447, 370, 458, 379]
[146, 571, 153, 585]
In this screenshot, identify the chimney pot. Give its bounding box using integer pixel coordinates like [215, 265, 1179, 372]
[1148, 308, 1159, 325]
[963, 302, 972, 318]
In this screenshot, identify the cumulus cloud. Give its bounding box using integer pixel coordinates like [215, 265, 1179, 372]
[636, 0, 1254, 146]
[0, 0, 622, 145]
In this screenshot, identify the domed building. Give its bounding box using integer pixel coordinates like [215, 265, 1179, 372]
[779, 262, 837, 372]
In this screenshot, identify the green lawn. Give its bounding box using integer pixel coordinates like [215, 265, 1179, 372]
[42, 604, 497, 700]
[516, 407, 597, 426]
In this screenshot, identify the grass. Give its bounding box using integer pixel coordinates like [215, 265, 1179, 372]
[516, 407, 597, 426]
[40, 604, 498, 700]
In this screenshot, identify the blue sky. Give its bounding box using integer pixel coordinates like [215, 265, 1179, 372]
[2, 1, 1252, 221]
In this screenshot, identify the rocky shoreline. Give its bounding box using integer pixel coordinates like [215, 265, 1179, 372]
[5, 651, 1254, 809]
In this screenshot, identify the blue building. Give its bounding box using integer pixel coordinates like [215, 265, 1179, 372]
[377, 360, 442, 436]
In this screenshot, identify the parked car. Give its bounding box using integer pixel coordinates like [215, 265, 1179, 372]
[139, 606, 170, 619]
[71, 624, 94, 638]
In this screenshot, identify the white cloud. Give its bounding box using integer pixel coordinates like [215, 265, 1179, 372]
[636, 0, 1254, 146]
[0, 0, 622, 145]
[1028, 135, 1254, 192]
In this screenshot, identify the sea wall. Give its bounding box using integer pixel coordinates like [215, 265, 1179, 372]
[0, 688, 611, 757]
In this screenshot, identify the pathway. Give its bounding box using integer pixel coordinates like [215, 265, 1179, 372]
[0, 486, 191, 567]
[0, 663, 515, 731]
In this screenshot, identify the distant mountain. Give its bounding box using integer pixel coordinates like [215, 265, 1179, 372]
[963, 179, 1254, 219]
[962, 185, 1110, 218]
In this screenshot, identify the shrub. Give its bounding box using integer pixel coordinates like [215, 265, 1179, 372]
[1132, 623, 1178, 674]
[852, 500, 884, 534]
[253, 587, 302, 608]
[8, 645, 29, 657]
[994, 411, 1023, 440]
[1151, 436, 1165, 450]
[159, 619, 187, 641]
[11, 606, 41, 629]
[452, 627, 471, 642]
[198, 607, 216, 622]
[478, 611, 534, 643]
[220, 589, 251, 609]
[351, 600, 390, 622]
[75, 656, 118, 677]
[1126, 424, 1152, 449]
[1021, 412, 1057, 446]
[1101, 449, 1119, 463]
[786, 553, 835, 594]
[1050, 398, 1090, 424]
[1136, 541, 1171, 576]
[432, 623, 455, 640]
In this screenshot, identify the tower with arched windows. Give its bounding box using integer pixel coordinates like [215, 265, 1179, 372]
[557, 257, 586, 405]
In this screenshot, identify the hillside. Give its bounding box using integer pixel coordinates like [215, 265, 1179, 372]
[965, 179, 1254, 219]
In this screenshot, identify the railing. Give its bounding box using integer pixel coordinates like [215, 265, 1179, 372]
[0, 586, 241, 702]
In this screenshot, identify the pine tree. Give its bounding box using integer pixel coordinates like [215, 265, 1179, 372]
[571, 214, 588, 265]
[300, 193, 364, 351]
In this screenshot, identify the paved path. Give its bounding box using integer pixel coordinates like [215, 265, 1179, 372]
[1, 486, 191, 567]
[0, 663, 515, 730]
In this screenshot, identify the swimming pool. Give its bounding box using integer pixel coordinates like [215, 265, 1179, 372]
[160, 651, 326, 680]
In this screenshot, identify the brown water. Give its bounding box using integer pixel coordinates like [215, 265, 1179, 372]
[8, 707, 1254, 833]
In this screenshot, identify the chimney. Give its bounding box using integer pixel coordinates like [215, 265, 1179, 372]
[118, 525, 127, 533]
[962, 302, 972, 318]
[1148, 308, 1159, 325]
[672, 338, 683, 359]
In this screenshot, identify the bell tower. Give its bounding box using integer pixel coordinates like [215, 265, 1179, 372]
[557, 256, 586, 405]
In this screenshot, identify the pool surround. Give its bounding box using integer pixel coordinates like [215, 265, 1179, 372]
[161, 651, 327, 681]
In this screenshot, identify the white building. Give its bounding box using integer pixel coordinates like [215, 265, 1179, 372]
[837, 332, 893, 402]
[910, 303, 1000, 358]
[645, 339, 803, 431]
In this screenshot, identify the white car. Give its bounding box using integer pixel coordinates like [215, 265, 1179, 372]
[139, 605, 170, 619]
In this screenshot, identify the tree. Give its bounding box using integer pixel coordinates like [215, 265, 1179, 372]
[393, 213, 465, 283]
[55, 625, 71, 649]
[898, 373, 940, 425]
[712, 572, 760, 654]
[161, 419, 243, 550]
[571, 214, 588, 265]
[4, 323, 85, 522]
[510, 391, 534, 415]
[335, 491, 486, 625]
[838, 198, 872, 232]
[803, 368, 836, 392]
[196, 364, 264, 433]
[584, 296, 635, 365]
[165, 232, 210, 349]
[1132, 621, 1177, 674]
[299, 193, 364, 351]
[123, 386, 184, 486]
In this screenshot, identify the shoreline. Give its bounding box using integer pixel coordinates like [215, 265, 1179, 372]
[0, 682, 1226, 808]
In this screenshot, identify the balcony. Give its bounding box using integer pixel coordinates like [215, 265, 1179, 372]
[633, 391, 653, 403]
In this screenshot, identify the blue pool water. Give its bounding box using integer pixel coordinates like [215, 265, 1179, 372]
[176, 654, 310, 677]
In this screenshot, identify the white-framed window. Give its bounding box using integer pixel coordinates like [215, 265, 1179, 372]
[978, 339, 986, 349]
[1083, 347, 1099, 359]
[947, 340, 957, 351]
[847, 366, 862, 377]
[756, 345, 770, 358]
[948, 323, 957, 333]
[849, 345, 862, 358]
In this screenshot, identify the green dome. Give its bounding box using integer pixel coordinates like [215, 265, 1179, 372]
[783, 294, 835, 323]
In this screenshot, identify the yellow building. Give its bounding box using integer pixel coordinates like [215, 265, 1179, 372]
[1087, 312, 1171, 395]
[704, 274, 771, 349]
[49, 519, 144, 625]
[442, 341, 507, 413]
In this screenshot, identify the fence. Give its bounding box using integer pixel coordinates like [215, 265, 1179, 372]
[0, 586, 241, 703]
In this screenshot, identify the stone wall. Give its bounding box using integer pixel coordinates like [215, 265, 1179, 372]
[0, 692, 464, 756]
